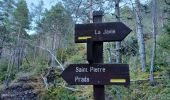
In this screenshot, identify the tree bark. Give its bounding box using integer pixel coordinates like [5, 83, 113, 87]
[33, 45, 36, 62]
[150, 0, 158, 83]
[99, 0, 103, 11]
[5, 49, 15, 87]
[0, 37, 5, 59]
[51, 34, 55, 67]
[17, 27, 21, 72]
[115, 0, 121, 63]
[89, 0, 93, 23]
[51, 33, 57, 67]
[107, 43, 112, 63]
[135, 0, 146, 72]
[5, 50, 12, 86]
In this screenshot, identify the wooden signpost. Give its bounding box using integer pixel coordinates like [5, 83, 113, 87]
[61, 11, 132, 100]
[61, 64, 130, 85]
[75, 22, 132, 43]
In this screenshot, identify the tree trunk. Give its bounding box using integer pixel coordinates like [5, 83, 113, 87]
[0, 37, 5, 59]
[17, 27, 21, 72]
[160, 12, 165, 30]
[33, 45, 37, 62]
[19, 40, 25, 66]
[51, 33, 57, 67]
[89, 0, 93, 23]
[135, 0, 146, 72]
[99, 0, 103, 11]
[5, 49, 15, 87]
[115, 0, 121, 63]
[0, 47, 2, 59]
[107, 43, 112, 63]
[5, 50, 12, 86]
[150, 0, 158, 83]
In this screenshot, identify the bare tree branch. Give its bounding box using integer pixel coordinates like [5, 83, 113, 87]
[75, 0, 83, 22]
[36, 46, 64, 71]
[41, 75, 49, 90]
[165, 0, 170, 5]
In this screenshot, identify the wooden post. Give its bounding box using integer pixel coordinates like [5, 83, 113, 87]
[62, 10, 131, 100]
[87, 11, 105, 100]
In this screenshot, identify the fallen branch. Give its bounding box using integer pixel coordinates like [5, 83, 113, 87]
[64, 86, 80, 92]
[41, 75, 48, 90]
[36, 46, 64, 71]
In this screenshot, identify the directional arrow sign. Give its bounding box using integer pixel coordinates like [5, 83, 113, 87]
[75, 22, 132, 43]
[61, 64, 130, 86]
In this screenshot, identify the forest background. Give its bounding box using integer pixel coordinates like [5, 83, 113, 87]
[0, 0, 170, 99]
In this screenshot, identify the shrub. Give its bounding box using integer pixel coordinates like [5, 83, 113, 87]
[40, 87, 76, 100]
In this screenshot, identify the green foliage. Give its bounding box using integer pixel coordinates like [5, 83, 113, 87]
[17, 47, 49, 76]
[13, 0, 30, 39]
[156, 27, 170, 70]
[166, 26, 170, 35]
[157, 32, 170, 50]
[56, 43, 86, 64]
[120, 6, 134, 20]
[1, 1, 170, 100]
[69, 54, 85, 64]
[14, 0, 29, 29]
[0, 61, 8, 84]
[144, 34, 169, 72]
[68, 44, 86, 64]
[22, 57, 48, 76]
[40, 3, 73, 35]
[57, 48, 70, 63]
[40, 87, 76, 100]
[0, 0, 15, 44]
[122, 33, 138, 57]
[159, 89, 170, 100]
[0, 59, 16, 85]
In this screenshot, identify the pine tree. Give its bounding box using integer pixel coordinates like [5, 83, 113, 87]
[13, 0, 30, 71]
